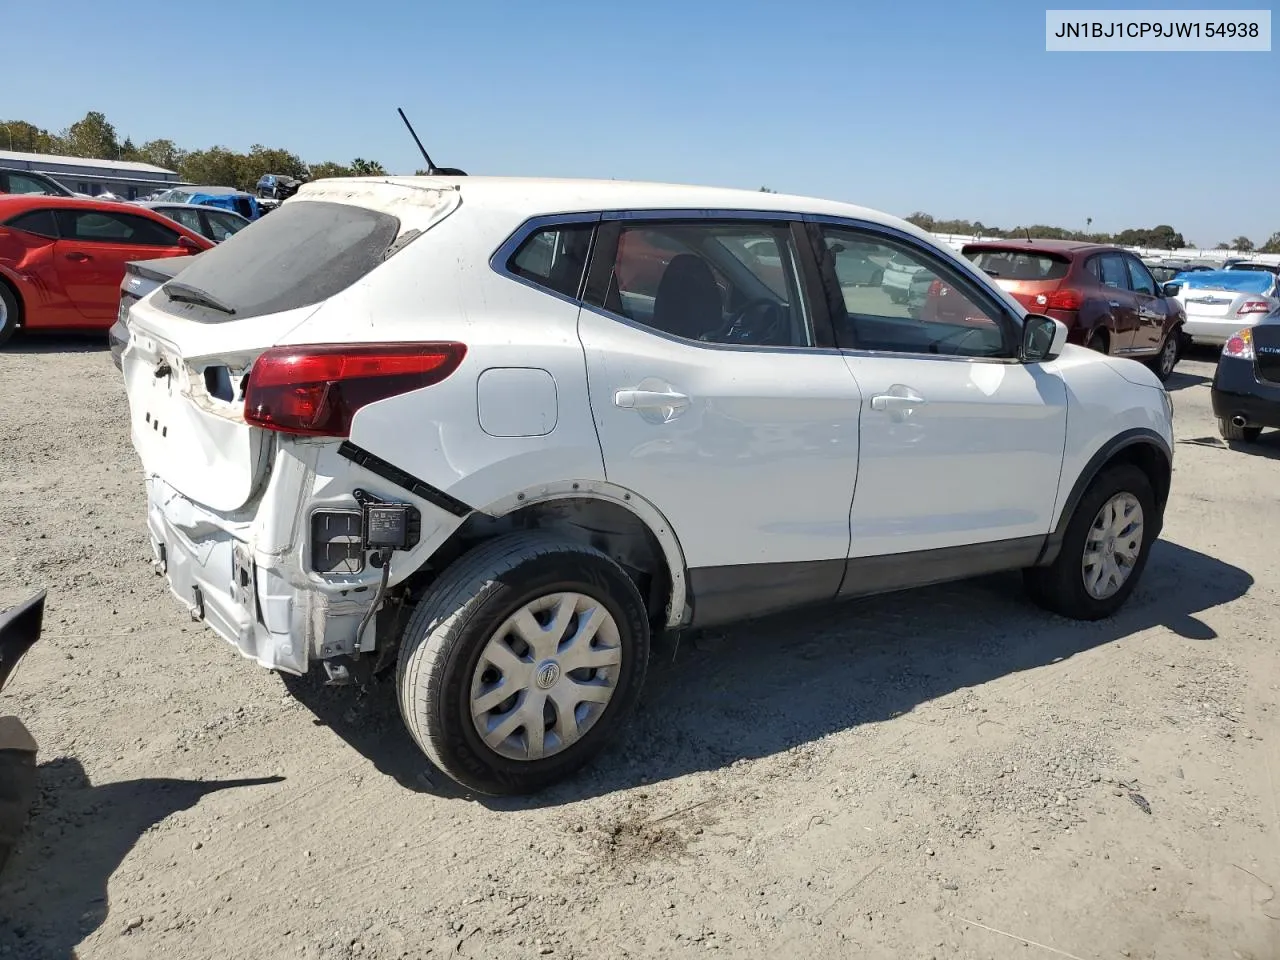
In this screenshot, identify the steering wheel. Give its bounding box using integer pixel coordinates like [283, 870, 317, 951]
[706, 297, 785, 345]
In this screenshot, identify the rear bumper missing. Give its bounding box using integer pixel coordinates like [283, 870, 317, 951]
[145, 477, 376, 675]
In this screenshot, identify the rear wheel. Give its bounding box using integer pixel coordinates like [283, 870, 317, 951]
[1086, 330, 1109, 354]
[1147, 330, 1180, 381]
[0, 284, 19, 348]
[1218, 417, 1262, 443]
[396, 533, 651, 795]
[1024, 464, 1155, 620]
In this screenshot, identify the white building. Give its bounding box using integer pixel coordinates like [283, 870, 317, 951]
[0, 149, 181, 200]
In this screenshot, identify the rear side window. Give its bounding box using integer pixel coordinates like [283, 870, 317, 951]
[964, 249, 1070, 281]
[155, 200, 401, 322]
[55, 209, 181, 246]
[4, 209, 59, 238]
[507, 224, 593, 299]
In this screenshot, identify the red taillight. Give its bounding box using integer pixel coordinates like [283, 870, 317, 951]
[1044, 288, 1082, 311]
[244, 342, 467, 437]
[927, 279, 946, 297]
[1223, 329, 1254, 360]
[1237, 300, 1272, 316]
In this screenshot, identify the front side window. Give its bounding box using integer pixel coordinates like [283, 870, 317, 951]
[507, 223, 593, 299]
[821, 227, 1009, 358]
[596, 221, 813, 348]
[1126, 257, 1157, 296]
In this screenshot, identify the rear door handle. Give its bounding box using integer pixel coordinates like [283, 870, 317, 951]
[1108, 299, 1121, 307]
[870, 389, 927, 413]
[614, 388, 690, 411]
[65, 252, 91, 262]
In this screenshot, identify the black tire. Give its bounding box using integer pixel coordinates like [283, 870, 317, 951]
[1218, 417, 1262, 443]
[1146, 329, 1180, 382]
[1023, 464, 1156, 621]
[0, 283, 19, 348]
[1086, 329, 1109, 354]
[396, 533, 651, 796]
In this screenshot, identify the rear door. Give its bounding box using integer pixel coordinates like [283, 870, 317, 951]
[578, 215, 863, 623]
[53, 208, 191, 322]
[1124, 254, 1167, 354]
[1096, 252, 1140, 353]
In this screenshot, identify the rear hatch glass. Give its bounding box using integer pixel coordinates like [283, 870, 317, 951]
[963, 248, 1071, 282]
[153, 200, 401, 323]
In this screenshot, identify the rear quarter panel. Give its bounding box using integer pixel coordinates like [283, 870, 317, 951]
[283, 205, 608, 512]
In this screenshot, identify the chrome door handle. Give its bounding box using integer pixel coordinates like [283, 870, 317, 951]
[871, 388, 926, 413]
[614, 388, 690, 411]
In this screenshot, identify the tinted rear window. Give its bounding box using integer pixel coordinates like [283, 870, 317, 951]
[155, 201, 400, 322]
[963, 249, 1070, 281]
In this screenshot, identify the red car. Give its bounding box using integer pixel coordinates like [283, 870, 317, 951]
[0, 195, 211, 346]
[957, 240, 1186, 380]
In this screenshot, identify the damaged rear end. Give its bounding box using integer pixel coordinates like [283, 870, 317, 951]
[120, 179, 470, 678]
[0, 590, 46, 874]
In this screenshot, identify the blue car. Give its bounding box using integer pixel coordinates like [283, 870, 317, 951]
[153, 185, 263, 220]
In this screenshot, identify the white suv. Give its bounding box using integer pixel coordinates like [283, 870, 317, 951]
[120, 177, 1174, 795]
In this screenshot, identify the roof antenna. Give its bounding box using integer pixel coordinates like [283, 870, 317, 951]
[1024, 227, 1032, 242]
[398, 107, 466, 177]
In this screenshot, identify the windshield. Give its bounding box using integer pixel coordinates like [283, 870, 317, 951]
[1174, 270, 1277, 295]
[1225, 263, 1279, 275]
[963, 249, 1070, 281]
[154, 200, 401, 322]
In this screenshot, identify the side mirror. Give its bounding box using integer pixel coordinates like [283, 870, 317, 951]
[177, 235, 202, 254]
[1021, 313, 1068, 363]
[1161, 282, 1182, 298]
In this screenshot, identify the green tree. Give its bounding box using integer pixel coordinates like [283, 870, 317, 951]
[60, 111, 119, 159]
[135, 138, 187, 171]
[758, 186, 776, 193]
[1259, 232, 1280, 254]
[1215, 242, 1231, 250]
[309, 161, 354, 180]
[178, 147, 247, 188]
[1231, 235, 1254, 252]
[0, 120, 63, 153]
[349, 158, 387, 176]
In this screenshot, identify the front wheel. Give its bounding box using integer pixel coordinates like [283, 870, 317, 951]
[0, 284, 19, 348]
[1024, 464, 1156, 620]
[1147, 330, 1180, 381]
[396, 533, 651, 795]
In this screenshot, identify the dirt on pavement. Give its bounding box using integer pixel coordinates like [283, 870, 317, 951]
[1, 336, 1278, 960]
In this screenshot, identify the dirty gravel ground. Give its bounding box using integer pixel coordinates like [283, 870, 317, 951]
[1, 337, 1278, 960]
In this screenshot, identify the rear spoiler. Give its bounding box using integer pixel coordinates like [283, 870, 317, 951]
[127, 256, 194, 287]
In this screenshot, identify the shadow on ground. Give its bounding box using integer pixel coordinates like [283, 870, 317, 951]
[284, 539, 1251, 808]
[0, 761, 281, 959]
[6, 332, 109, 355]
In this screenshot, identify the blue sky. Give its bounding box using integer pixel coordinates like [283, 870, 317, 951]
[6, 0, 1276, 244]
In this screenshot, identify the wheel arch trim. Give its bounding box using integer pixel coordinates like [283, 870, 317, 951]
[478, 480, 690, 629]
[1035, 427, 1172, 567]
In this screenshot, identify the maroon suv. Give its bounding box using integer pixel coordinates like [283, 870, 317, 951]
[959, 240, 1186, 381]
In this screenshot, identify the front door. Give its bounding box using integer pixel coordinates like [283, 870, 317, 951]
[53, 208, 189, 322]
[1125, 254, 1167, 355]
[813, 223, 1068, 590]
[578, 216, 863, 626]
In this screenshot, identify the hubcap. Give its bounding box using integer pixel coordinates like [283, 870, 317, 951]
[1160, 337, 1177, 375]
[1082, 493, 1144, 600]
[469, 592, 622, 761]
